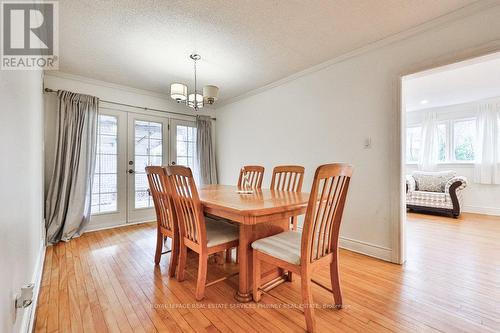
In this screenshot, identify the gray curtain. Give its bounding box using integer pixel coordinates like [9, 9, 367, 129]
[45, 90, 99, 244]
[196, 115, 217, 184]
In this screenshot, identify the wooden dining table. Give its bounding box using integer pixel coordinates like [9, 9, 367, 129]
[198, 184, 309, 302]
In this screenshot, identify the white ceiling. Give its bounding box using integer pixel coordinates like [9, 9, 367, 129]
[57, 0, 479, 102]
[404, 53, 500, 111]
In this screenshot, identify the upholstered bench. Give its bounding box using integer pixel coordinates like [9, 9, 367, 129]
[406, 171, 467, 218]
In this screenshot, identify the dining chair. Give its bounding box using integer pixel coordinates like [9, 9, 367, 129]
[167, 165, 239, 301]
[224, 165, 265, 264]
[270, 165, 305, 231]
[252, 163, 353, 332]
[145, 166, 179, 278]
[237, 165, 265, 189]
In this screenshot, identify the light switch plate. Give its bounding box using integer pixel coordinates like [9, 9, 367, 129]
[364, 137, 372, 149]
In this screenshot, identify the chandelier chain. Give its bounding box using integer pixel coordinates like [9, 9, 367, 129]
[194, 56, 198, 111]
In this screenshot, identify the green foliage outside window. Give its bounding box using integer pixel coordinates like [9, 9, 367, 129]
[454, 136, 475, 161]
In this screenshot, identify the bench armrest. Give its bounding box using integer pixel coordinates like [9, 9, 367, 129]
[445, 176, 467, 194]
[406, 175, 416, 193]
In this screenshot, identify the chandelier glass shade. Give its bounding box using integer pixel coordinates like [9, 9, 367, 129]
[170, 83, 187, 102]
[170, 54, 219, 111]
[203, 85, 219, 104]
[188, 93, 204, 109]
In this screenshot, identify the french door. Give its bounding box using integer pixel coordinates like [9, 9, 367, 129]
[90, 108, 127, 228]
[126, 114, 169, 223]
[90, 109, 197, 230]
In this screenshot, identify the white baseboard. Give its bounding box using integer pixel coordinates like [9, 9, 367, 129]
[84, 219, 154, 233]
[89, 222, 395, 262]
[339, 236, 393, 262]
[462, 205, 500, 216]
[21, 239, 46, 333]
[296, 225, 393, 262]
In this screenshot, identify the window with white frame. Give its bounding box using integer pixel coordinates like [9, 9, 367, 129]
[406, 117, 477, 164]
[92, 115, 118, 214]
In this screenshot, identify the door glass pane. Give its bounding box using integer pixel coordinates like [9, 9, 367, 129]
[135, 191, 150, 209]
[135, 173, 149, 191]
[175, 124, 198, 182]
[92, 115, 118, 214]
[176, 125, 196, 168]
[100, 193, 117, 212]
[134, 120, 163, 208]
[98, 135, 117, 154]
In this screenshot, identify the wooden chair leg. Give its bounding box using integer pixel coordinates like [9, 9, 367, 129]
[287, 271, 294, 282]
[330, 260, 342, 308]
[177, 242, 187, 282]
[154, 230, 163, 265]
[291, 216, 297, 231]
[195, 252, 208, 301]
[216, 251, 225, 265]
[168, 235, 179, 278]
[236, 247, 239, 264]
[252, 251, 261, 302]
[225, 248, 232, 263]
[301, 271, 316, 333]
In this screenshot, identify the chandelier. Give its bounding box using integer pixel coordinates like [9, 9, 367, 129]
[170, 54, 219, 111]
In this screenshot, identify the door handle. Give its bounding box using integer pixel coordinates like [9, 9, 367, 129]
[128, 169, 135, 174]
[171, 161, 176, 166]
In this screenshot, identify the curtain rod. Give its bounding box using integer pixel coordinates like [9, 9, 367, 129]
[43, 88, 216, 121]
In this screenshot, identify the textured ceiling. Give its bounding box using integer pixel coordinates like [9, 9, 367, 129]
[57, 0, 479, 102]
[404, 53, 500, 111]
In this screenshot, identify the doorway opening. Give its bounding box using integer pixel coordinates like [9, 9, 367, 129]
[401, 52, 500, 266]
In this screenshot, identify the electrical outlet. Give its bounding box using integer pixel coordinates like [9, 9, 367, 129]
[15, 283, 34, 309]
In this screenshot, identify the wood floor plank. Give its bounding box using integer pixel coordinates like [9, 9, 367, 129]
[75, 233, 110, 333]
[68, 237, 96, 333]
[34, 212, 500, 332]
[46, 244, 60, 333]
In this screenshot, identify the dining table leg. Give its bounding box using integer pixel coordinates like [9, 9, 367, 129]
[235, 224, 253, 302]
[234, 220, 289, 303]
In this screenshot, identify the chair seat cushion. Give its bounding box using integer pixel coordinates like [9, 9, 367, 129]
[205, 218, 239, 247]
[251, 231, 302, 265]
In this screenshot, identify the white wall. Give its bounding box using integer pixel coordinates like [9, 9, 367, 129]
[0, 70, 45, 332]
[215, 5, 500, 262]
[406, 99, 500, 216]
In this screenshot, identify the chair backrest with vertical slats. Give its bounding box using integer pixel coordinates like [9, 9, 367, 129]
[301, 164, 353, 264]
[270, 165, 305, 192]
[146, 166, 175, 233]
[237, 165, 265, 189]
[167, 165, 206, 247]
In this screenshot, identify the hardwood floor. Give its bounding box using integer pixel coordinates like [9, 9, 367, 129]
[34, 212, 500, 332]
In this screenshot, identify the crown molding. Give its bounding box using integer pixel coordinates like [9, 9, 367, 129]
[217, 0, 500, 108]
[43, 70, 218, 113]
[43, 71, 172, 101]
